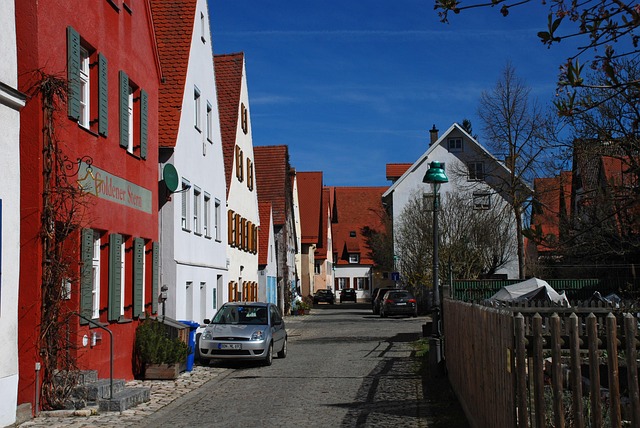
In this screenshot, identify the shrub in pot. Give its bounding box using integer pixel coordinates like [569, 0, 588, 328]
[135, 318, 189, 379]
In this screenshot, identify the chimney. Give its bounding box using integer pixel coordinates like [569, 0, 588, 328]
[429, 124, 439, 146]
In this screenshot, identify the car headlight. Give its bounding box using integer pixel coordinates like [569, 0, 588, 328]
[201, 330, 213, 341]
[251, 330, 265, 341]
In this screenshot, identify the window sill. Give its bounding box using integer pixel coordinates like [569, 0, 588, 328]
[194, 231, 202, 237]
[201, 36, 206, 44]
[78, 123, 99, 137]
[88, 320, 109, 329]
[182, 227, 191, 233]
[207, 138, 213, 144]
[117, 316, 133, 324]
[205, 235, 212, 240]
[195, 125, 202, 133]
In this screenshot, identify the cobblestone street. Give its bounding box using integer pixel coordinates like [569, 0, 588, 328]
[17, 306, 468, 427]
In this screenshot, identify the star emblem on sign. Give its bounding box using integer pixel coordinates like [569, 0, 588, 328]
[77, 167, 104, 197]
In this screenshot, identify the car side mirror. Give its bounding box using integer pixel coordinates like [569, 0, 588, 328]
[203, 318, 211, 324]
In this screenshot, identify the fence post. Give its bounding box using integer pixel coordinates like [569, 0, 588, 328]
[533, 313, 545, 428]
[569, 313, 584, 428]
[606, 313, 622, 427]
[551, 313, 565, 428]
[586, 313, 602, 427]
[515, 313, 528, 428]
[624, 313, 640, 426]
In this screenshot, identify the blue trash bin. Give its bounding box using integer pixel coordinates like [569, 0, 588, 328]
[179, 320, 200, 371]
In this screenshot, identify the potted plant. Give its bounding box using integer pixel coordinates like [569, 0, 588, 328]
[302, 294, 314, 314]
[135, 318, 189, 379]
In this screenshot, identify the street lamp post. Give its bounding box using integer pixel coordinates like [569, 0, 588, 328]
[422, 161, 448, 370]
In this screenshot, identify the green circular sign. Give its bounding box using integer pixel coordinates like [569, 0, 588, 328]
[163, 163, 179, 192]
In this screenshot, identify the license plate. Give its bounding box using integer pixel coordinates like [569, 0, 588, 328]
[219, 343, 241, 350]
[397, 302, 407, 306]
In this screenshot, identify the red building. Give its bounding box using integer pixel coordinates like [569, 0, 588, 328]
[16, 0, 160, 411]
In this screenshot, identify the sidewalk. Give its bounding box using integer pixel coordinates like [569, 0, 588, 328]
[16, 314, 310, 428]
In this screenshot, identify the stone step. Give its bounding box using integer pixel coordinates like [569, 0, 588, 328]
[76, 378, 127, 401]
[98, 387, 151, 412]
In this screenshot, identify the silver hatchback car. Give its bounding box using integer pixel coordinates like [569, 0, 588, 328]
[199, 302, 287, 366]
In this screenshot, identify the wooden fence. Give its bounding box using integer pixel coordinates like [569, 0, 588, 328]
[443, 299, 640, 427]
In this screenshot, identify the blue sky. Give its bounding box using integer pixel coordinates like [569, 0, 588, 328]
[207, 1, 580, 186]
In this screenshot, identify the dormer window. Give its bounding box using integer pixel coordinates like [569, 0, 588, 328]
[448, 137, 463, 152]
[349, 231, 356, 237]
[348, 254, 360, 264]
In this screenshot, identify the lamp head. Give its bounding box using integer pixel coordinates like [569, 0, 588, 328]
[422, 161, 449, 185]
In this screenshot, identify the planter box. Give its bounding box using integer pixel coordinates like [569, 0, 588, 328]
[143, 363, 183, 380]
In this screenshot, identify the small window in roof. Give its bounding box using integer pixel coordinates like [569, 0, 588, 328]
[349, 231, 356, 237]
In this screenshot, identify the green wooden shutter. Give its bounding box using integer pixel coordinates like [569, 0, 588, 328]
[80, 228, 94, 324]
[119, 71, 129, 148]
[108, 233, 123, 321]
[140, 89, 148, 159]
[98, 53, 108, 136]
[67, 26, 81, 121]
[133, 238, 144, 318]
[152, 242, 159, 313]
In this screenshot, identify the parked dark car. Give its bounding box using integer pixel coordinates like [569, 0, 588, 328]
[372, 287, 397, 314]
[340, 288, 357, 303]
[379, 290, 418, 318]
[313, 289, 335, 305]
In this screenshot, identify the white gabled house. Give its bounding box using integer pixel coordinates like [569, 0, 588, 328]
[383, 123, 520, 280]
[257, 202, 277, 304]
[152, 0, 228, 323]
[215, 52, 260, 303]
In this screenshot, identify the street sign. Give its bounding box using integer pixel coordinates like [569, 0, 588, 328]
[391, 272, 400, 281]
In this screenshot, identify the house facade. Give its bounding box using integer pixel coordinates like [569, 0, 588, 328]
[215, 53, 260, 303]
[313, 187, 334, 293]
[257, 202, 277, 304]
[152, 0, 228, 324]
[291, 171, 303, 301]
[0, 0, 26, 423]
[331, 186, 388, 301]
[296, 172, 323, 297]
[383, 123, 520, 282]
[254, 145, 297, 312]
[16, 0, 161, 411]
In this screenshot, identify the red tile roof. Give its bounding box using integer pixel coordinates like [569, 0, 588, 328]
[150, 0, 197, 149]
[297, 171, 323, 244]
[214, 52, 245, 196]
[331, 186, 388, 266]
[386, 163, 412, 181]
[258, 201, 272, 266]
[254, 145, 290, 226]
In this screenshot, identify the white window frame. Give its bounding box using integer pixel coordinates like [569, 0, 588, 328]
[91, 233, 101, 319]
[355, 278, 365, 290]
[204, 193, 211, 238]
[448, 137, 463, 152]
[194, 86, 201, 131]
[79, 47, 90, 128]
[181, 181, 191, 231]
[127, 85, 134, 154]
[141, 244, 146, 315]
[193, 187, 201, 235]
[468, 162, 485, 181]
[214, 199, 221, 241]
[314, 262, 321, 275]
[348, 253, 360, 264]
[473, 192, 491, 210]
[120, 240, 125, 316]
[206, 102, 213, 143]
[337, 278, 347, 290]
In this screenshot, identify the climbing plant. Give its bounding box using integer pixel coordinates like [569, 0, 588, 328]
[26, 70, 92, 409]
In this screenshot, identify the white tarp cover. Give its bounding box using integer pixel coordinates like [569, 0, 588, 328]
[489, 277, 570, 306]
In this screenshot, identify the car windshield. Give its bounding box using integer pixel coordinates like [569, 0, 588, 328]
[211, 305, 268, 325]
[387, 291, 409, 299]
[317, 290, 331, 295]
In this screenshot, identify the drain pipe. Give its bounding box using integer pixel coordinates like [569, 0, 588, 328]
[34, 362, 41, 416]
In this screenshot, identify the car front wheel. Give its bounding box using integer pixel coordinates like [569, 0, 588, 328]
[277, 337, 287, 358]
[263, 342, 273, 366]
